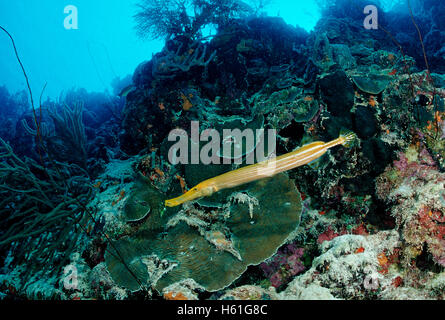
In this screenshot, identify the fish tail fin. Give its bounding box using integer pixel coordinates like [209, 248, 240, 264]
[339, 130, 357, 148]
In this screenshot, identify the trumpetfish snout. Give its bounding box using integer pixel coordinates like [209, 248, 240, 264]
[165, 182, 216, 207]
[165, 131, 357, 207]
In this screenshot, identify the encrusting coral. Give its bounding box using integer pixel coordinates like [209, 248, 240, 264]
[376, 145, 445, 267]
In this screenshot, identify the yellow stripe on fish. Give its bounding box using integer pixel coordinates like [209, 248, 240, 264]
[165, 131, 357, 207]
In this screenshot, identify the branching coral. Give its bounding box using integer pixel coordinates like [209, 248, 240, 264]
[48, 103, 88, 169]
[152, 39, 216, 80]
[0, 137, 92, 282]
[135, 0, 191, 40]
[23, 102, 88, 170]
[134, 0, 252, 40]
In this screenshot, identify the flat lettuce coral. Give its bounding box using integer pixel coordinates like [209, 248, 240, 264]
[252, 86, 319, 129]
[105, 173, 302, 292]
[352, 73, 391, 95]
[123, 173, 166, 223]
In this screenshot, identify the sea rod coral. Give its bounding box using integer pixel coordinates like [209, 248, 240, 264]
[0, 137, 92, 284]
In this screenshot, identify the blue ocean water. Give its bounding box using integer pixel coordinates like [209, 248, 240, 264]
[0, 0, 320, 98]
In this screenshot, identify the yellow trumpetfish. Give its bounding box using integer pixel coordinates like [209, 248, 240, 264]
[165, 131, 357, 207]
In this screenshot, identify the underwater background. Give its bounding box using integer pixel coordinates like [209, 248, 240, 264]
[0, 0, 445, 300]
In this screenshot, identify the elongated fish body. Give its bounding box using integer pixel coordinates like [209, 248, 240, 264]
[165, 132, 356, 207]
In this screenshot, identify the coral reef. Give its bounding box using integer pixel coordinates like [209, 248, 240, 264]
[134, 0, 253, 40]
[0, 137, 92, 292]
[2, 0, 445, 301]
[260, 244, 305, 289]
[282, 231, 401, 299]
[377, 146, 445, 268]
[105, 172, 302, 292]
